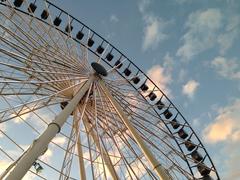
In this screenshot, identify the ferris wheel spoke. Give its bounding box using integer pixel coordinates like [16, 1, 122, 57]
[92, 83, 109, 180]
[0, 1, 219, 179]
[0, 79, 87, 123]
[0, 50, 75, 92]
[79, 43, 92, 72]
[95, 84, 151, 179]
[59, 81, 93, 179]
[40, 2, 90, 72]
[0, 12, 88, 74]
[0, 46, 85, 75]
[108, 90, 193, 177]
[97, 81, 172, 179]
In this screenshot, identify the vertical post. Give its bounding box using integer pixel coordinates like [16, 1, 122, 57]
[98, 80, 171, 180]
[74, 112, 86, 180]
[5, 78, 93, 180]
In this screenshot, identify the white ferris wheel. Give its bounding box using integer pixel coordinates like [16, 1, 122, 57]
[0, 0, 220, 180]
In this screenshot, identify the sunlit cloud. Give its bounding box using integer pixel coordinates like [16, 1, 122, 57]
[52, 136, 66, 146]
[147, 54, 172, 96]
[182, 80, 199, 98]
[0, 159, 11, 174]
[203, 99, 240, 143]
[202, 99, 240, 179]
[11, 107, 32, 124]
[211, 56, 240, 80]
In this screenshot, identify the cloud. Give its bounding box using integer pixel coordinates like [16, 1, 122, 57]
[203, 99, 240, 179]
[177, 8, 240, 61]
[52, 136, 66, 146]
[142, 15, 168, 51]
[138, 0, 170, 51]
[11, 107, 32, 124]
[147, 53, 173, 96]
[0, 160, 11, 174]
[182, 80, 199, 98]
[138, 0, 151, 13]
[217, 15, 240, 54]
[0, 123, 7, 138]
[177, 8, 222, 60]
[211, 56, 240, 80]
[178, 69, 187, 83]
[110, 15, 119, 23]
[39, 148, 53, 163]
[203, 99, 240, 143]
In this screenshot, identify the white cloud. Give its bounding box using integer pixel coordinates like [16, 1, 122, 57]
[142, 15, 168, 51]
[0, 159, 11, 174]
[203, 99, 240, 143]
[39, 148, 53, 163]
[218, 15, 240, 54]
[0, 123, 7, 138]
[203, 99, 240, 179]
[182, 80, 199, 98]
[52, 136, 66, 146]
[146, 53, 173, 96]
[110, 15, 119, 23]
[11, 107, 32, 124]
[138, 0, 169, 51]
[211, 56, 240, 80]
[177, 8, 240, 60]
[22, 171, 37, 180]
[177, 8, 222, 60]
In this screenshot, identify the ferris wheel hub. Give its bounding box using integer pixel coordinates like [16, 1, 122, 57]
[91, 62, 108, 77]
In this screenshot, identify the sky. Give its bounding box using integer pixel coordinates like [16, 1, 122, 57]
[51, 0, 240, 179]
[0, 0, 240, 179]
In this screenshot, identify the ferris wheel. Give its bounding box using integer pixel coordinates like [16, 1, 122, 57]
[0, 0, 220, 179]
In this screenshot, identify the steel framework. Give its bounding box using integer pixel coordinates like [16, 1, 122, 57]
[0, 0, 220, 179]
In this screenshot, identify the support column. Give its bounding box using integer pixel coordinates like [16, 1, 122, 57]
[5, 78, 93, 180]
[98, 80, 171, 180]
[74, 112, 86, 180]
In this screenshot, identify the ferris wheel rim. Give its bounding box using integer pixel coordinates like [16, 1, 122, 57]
[0, 1, 220, 179]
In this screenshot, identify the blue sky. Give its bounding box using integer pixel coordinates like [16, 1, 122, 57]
[52, 0, 240, 179]
[0, 0, 239, 179]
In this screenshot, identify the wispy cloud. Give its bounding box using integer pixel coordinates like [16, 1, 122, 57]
[211, 56, 240, 80]
[182, 80, 199, 98]
[142, 15, 169, 51]
[177, 8, 222, 60]
[177, 8, 240, 61]
[110, 14, 119, 23]
[218, 15, 240, 54]
[138, 0, 170, 51]
[147, 53, 173, 96]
